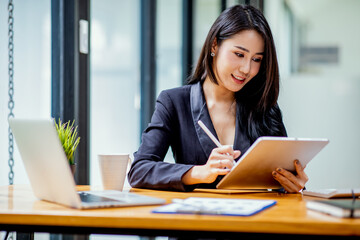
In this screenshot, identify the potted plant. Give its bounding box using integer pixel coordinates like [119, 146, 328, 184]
[54, 119, 80, 176]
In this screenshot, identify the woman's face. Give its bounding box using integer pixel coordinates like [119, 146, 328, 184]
[212, 30, 264, 93]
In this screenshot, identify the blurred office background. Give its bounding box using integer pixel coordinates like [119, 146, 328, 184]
[0, 0, 359, 218]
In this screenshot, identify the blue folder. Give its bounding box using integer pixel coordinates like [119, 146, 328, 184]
[152, 197, 277, 216]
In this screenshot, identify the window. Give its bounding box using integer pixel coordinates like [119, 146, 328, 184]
[90, 0, 140, 188]
[0, 0, 51, 186]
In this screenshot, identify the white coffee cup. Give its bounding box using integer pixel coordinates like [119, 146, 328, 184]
[98, 154, 131, 191]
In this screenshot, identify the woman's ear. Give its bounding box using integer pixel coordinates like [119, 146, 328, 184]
[211, 38, 218, 54]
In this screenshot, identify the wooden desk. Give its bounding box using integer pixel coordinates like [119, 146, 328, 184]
[0, 185, 360, 239]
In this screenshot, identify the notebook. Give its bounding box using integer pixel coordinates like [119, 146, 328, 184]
[152, 197, 276, 216]
[303, 188, 360, 199]
[306, 199, 360, 218]
[9, 118, 166, 209]
[217, 137, 329, 190]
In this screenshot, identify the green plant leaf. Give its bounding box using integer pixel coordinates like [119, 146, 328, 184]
[54, 118, 80, 165]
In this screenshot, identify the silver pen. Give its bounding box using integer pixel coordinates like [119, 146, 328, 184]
[197, 120, 232, 159]
[197, 120, 222, 148]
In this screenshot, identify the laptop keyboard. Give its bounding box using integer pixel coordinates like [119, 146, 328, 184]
[79, 192, 124, 203]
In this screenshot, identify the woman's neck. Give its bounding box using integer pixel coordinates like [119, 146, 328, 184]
[203, 77, 235, 106]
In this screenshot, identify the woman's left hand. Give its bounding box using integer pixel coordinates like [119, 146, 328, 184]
[272, 160, 308, 193]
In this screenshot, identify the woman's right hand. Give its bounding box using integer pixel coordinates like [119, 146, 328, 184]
[182, 145, 241, 185]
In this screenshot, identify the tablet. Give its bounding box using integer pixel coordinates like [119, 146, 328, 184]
[216, 137, 329, 190]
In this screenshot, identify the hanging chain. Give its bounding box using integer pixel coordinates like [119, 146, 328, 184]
[7, 2, 15, 240]
[8, 0, 15, 186]
[7, 3, 15, 240]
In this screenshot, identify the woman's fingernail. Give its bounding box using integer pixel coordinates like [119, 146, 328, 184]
[272, 171, 277, 176]
[276, 168, 281, 172]
[295, 160, 300, 165]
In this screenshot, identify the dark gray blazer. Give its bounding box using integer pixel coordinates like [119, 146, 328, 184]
[128, 81, 286, 191]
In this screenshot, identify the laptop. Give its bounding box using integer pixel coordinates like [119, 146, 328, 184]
[9, 118, 166, 209]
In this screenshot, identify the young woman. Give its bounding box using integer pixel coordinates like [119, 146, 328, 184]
[128, 5, 308, 193]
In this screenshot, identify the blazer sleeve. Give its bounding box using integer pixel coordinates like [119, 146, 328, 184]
[127, 91, 196, 191]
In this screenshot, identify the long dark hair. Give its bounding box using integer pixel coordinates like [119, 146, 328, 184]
[189, 5, 285, 141]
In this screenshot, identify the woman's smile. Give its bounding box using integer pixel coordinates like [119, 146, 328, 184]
[231, 73, 246, 84]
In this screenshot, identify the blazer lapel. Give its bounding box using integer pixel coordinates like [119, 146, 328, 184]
[233, 102, 251, 161]
[190, 82, 219, 158]
[232, 103, 242, 161]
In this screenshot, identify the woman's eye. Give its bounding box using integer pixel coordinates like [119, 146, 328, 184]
[235, 53, 244, 58]
[252, 58, 262, 63]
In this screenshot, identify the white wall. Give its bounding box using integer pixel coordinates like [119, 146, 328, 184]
[265, 0, 360, 189]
